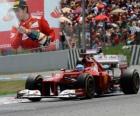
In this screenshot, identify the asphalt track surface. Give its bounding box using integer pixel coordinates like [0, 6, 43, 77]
[0, 65, 140, 116]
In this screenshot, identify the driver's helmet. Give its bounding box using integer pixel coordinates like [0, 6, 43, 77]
[76, 64, 85, 71]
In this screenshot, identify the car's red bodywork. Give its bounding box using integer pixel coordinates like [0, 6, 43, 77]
[28, 57, 123, 98]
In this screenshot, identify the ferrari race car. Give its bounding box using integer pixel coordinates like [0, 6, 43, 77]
[17, 51, 140, 102]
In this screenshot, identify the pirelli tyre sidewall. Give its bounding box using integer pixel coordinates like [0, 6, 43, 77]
[120, 69, 140, 94]
[25, 75, 43, 102]
[77, 74, 95, 99]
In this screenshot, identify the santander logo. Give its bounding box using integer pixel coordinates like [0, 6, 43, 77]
[50, 8, 61, 19]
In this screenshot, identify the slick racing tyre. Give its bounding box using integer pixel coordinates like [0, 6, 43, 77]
[25, 75, 43, 102]
[77, 74, 95, 99]
[120, 69, 140, 94]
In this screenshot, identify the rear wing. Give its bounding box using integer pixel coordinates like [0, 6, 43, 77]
[93, 55, 128, 68]
[86, 49, 101, 55]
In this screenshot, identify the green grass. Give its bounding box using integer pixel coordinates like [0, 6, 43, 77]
[103, 44, 131, 63]
[0, 80, 25, 95]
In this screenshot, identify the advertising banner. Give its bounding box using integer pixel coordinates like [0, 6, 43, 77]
[0, 0, 60, 49]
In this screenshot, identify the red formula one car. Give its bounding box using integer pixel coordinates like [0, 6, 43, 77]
[17, 52, 140, 102]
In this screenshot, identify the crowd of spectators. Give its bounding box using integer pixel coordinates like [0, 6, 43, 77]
[60, 0, 140, 49]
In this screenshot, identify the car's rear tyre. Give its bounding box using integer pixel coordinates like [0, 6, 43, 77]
[120, 69, 140, 94]
[77, 74, 95, 99]
[25, 75, 43, 102]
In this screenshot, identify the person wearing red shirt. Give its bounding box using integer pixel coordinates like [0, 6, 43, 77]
[10, 0, 55, 50]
